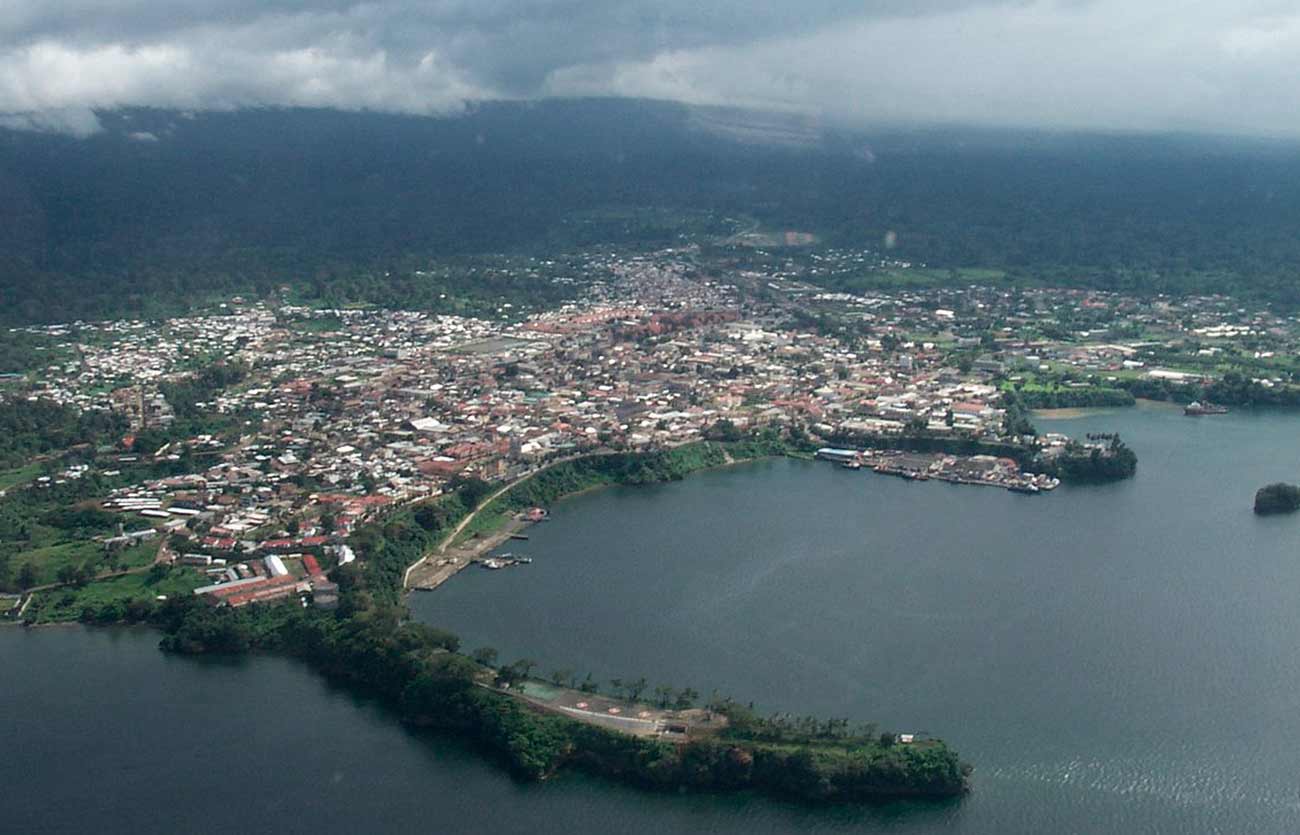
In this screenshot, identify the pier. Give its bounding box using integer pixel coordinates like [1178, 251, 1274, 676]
[818, 448, 1059, 494]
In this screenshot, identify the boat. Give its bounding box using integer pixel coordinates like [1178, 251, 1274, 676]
[1008, 483, 1040, 495]
[475, 553, 533, 570]
[1185, 401, 1229, 416]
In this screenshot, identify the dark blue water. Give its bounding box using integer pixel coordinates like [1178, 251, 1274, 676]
[415, 402, 1300, 832]
[8, 403, 1300, 832]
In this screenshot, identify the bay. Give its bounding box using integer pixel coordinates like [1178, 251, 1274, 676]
[7, 402, 1300, 832]
[414, 402, 1300, 832]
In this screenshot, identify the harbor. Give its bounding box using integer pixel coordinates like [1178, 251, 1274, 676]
[816, 447, 1060, 494]
[407, 507, 549, 591]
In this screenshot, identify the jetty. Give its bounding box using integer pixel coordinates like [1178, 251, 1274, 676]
[817, 447, 1058, 494]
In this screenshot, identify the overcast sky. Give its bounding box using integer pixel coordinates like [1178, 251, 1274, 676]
[2, 0, 1298, 137]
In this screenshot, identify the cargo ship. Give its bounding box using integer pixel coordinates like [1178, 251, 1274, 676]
[1184, 401, 1229, 416]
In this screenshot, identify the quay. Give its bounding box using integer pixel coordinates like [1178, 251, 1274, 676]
[407, 508, 548, 592]
[816, 447, 1058, 494]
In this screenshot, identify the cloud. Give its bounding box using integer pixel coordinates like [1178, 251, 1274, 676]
[2, 1, 1300, 137]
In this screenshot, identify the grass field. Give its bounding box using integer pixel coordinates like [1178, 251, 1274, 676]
[13, 539, 159, 587]
[24, 565, 204, 623]
[452, 506, 511, 546]
[0, 462, 42, 492]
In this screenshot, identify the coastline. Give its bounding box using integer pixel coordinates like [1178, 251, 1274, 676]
[8, 438, 972, 804]
[403, 446, 794, 594]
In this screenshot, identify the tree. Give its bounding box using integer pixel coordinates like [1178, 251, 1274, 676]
[707, 419, 743, 443]
[627, 677, 649, 702]
[471, 646, 498, 667]
[17, 561, 37, 590]
[56, 563, 81, 586]
[673, 688, 700, 711]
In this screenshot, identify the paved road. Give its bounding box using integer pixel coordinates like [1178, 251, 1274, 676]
[402, 450, 619, 589]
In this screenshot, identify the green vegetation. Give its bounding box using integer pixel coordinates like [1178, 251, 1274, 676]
[23, 564, 203, 623]
[1041, 435, 1138, 483]
[124, 360, 251, 453]
[1122, 372, 1300, 408]
[159, 361, 248, 419]
[0, 457, 195, 594]
[0, 462, 42, 492]
[0, 331, 67, 375]
[0, 399, 126, 468]
[487, 444, 729, 517]
[1254, 483, 1300, 515]
[1003, 381, 1136, 409]
[11, 106, 1300, 326]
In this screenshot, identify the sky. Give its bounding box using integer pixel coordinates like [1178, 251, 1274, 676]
[1, 0, 1299, 137]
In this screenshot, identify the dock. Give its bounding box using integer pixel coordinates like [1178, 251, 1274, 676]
[407, 509, 547, 591]
[822, 449, 1059, 494]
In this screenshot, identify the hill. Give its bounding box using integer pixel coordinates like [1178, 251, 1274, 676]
[5, 100, 1300, 323]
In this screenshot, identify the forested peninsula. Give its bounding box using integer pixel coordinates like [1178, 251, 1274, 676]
[154, 441, 971, 803]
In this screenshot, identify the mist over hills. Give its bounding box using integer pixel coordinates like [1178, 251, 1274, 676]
[3, 99, 1300, 324]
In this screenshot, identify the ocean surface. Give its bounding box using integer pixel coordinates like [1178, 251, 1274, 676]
[8, 402, 1300, 833]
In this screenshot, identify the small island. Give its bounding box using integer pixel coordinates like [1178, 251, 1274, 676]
[1254, 483, 1300, 515]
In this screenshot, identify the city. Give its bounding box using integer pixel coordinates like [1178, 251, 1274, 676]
[6, 243, 1294, 617]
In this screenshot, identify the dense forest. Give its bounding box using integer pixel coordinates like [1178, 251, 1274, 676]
[1254, 483, 1300, 515]
[0, 399, 125, 467]
[1009, 386, 1137, 410]
[1122, 372, 1300, 408]
[5, 102, 1300, 323]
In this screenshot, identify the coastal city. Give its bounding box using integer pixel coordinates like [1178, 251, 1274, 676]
[12, 10, 1300, 828]
[1, 244, 1295, 616]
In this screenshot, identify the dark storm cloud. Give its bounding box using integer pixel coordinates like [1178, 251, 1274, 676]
[0, 1, 985, 93]
[3, 1, 1300, 137]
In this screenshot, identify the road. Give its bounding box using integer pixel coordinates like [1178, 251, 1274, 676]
[402, 450, 619, 590]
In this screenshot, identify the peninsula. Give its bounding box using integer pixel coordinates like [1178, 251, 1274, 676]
[155, 449, 971, 801]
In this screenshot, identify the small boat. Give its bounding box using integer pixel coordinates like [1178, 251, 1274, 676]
[1008, 483, 1040, 495]
[475, 554, 533, 570]
[1185, 401, 1229, 416]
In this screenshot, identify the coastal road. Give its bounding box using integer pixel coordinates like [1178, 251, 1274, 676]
[402, 451, 610, 590]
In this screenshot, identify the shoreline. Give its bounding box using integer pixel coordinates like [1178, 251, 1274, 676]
[402, 448, 791, 595]
[12, 441, 972, 803]
[402, 436, 1119, 598]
